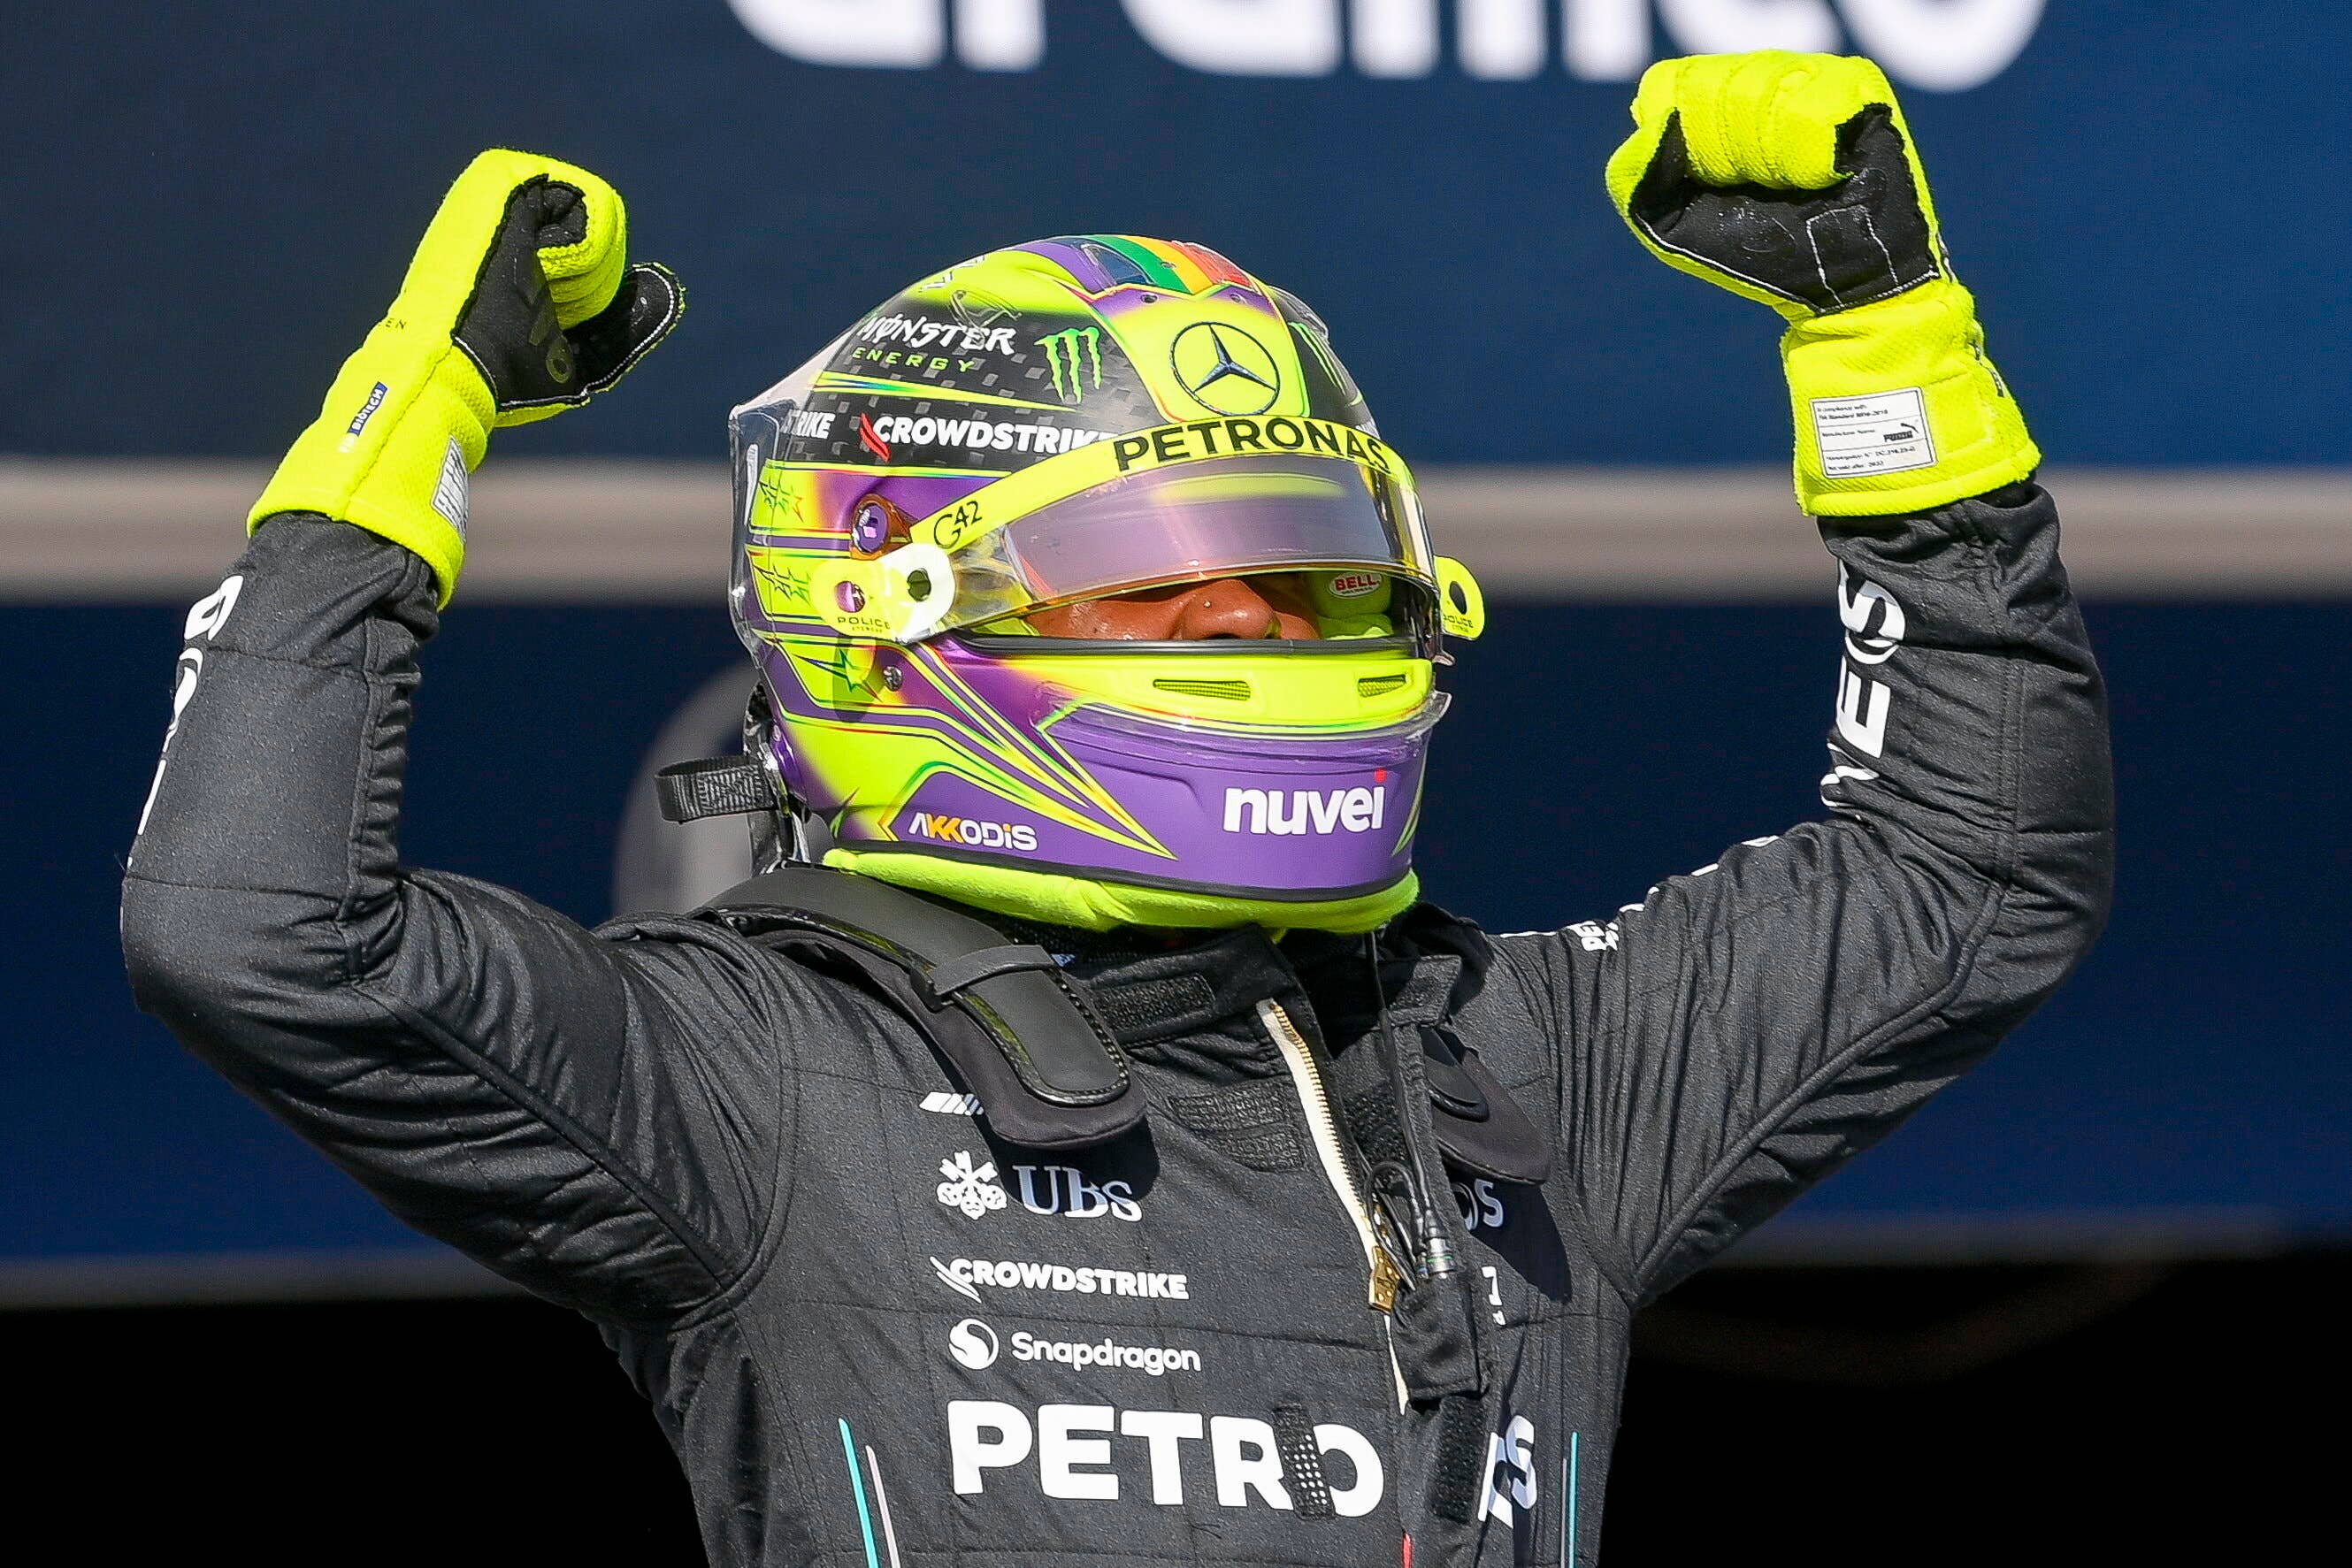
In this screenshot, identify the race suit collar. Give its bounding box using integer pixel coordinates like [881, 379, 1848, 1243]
[1042, 925, 1299, 1050]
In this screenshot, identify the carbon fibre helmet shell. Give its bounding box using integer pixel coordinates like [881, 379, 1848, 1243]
[728, 237, 1474, 931]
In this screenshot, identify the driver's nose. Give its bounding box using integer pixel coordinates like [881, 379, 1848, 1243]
[1168, 577, 1281, 639]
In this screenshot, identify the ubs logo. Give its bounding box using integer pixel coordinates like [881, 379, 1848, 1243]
[1016, 1165, 1143, 1222]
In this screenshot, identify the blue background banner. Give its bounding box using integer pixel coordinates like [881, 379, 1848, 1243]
[10, 2, 2344, 465]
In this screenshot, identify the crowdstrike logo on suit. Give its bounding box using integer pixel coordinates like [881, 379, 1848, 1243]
[931, 1255, 1191, 1304]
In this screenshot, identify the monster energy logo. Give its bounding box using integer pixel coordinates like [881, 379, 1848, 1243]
[1036, 327, 1103, 404]
[753, 558, 809, 606]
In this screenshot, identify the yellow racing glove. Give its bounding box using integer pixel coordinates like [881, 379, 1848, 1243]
[1605, 51, 2036, 516]
[250, 149, 684, 603]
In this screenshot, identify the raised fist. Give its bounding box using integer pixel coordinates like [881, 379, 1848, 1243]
[1606, 51, 1944, 321]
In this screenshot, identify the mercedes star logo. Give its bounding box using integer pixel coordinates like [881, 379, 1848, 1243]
[1170, 321, 1282, 415]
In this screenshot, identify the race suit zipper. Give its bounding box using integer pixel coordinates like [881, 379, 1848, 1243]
[1257, 998, 1405, 1312]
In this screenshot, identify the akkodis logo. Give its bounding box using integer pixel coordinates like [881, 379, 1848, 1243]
[727, 1, 2046, 93]
[908, 811, 1039, 853]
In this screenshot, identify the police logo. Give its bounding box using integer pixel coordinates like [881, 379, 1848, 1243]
[1170, 322, 1282, 416]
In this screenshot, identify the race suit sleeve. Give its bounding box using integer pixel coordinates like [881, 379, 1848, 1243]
[119, 516, 814, 1323]
[1486, 481, 2113, 1304]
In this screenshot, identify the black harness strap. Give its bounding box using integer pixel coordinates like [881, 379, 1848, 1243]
[919, 943, 1064, 1004]
[693, 866, 1144, 1151]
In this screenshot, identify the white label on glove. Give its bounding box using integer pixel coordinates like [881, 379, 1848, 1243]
[1812, 388, 1935, 478]
[432, 437, 470, 538]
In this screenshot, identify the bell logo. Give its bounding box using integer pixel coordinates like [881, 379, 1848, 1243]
[726, 1, 2044, 92]
[1222, 785, 1386, 836]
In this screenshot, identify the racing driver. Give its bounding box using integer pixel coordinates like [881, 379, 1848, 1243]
[122, 52, 2112, 1567]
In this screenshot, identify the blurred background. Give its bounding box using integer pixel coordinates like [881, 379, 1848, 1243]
[5, 0, 2345, 1556]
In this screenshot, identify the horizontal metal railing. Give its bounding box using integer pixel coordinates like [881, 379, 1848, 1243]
[5, 458, 2348, 602]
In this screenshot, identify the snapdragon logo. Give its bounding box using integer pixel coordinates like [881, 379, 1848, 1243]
[948, 1318, 1203, 1377]
[948, 1316, 1002, 1368]
[1016, 1331, 1201, 1377]
[728, 1, 2044, 92]
[1222, 785, 1386, 836]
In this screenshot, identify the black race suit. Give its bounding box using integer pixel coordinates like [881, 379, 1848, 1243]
[121, 484, 2112, 1567]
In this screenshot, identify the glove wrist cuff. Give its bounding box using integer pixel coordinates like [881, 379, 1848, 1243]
[1781, 279, 2039, 517]
[249, 326, 494, 608]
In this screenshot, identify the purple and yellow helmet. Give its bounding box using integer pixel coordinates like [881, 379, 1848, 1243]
[728, 237, 1483, 931]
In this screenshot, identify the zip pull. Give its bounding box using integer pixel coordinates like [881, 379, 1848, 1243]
[1368, 1247, 1403, 1313]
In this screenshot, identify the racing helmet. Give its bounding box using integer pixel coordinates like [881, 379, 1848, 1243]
[728, 237, 1482, 932]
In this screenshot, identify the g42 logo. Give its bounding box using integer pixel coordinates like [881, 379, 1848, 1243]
[729, 1, 2046, 92]
[931, 497, 984, 550]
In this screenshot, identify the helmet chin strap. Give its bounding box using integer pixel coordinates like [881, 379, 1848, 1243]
[741, 692, 815, 874]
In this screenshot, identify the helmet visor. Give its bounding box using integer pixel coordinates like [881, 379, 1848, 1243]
[935, 449, 1430, 634]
